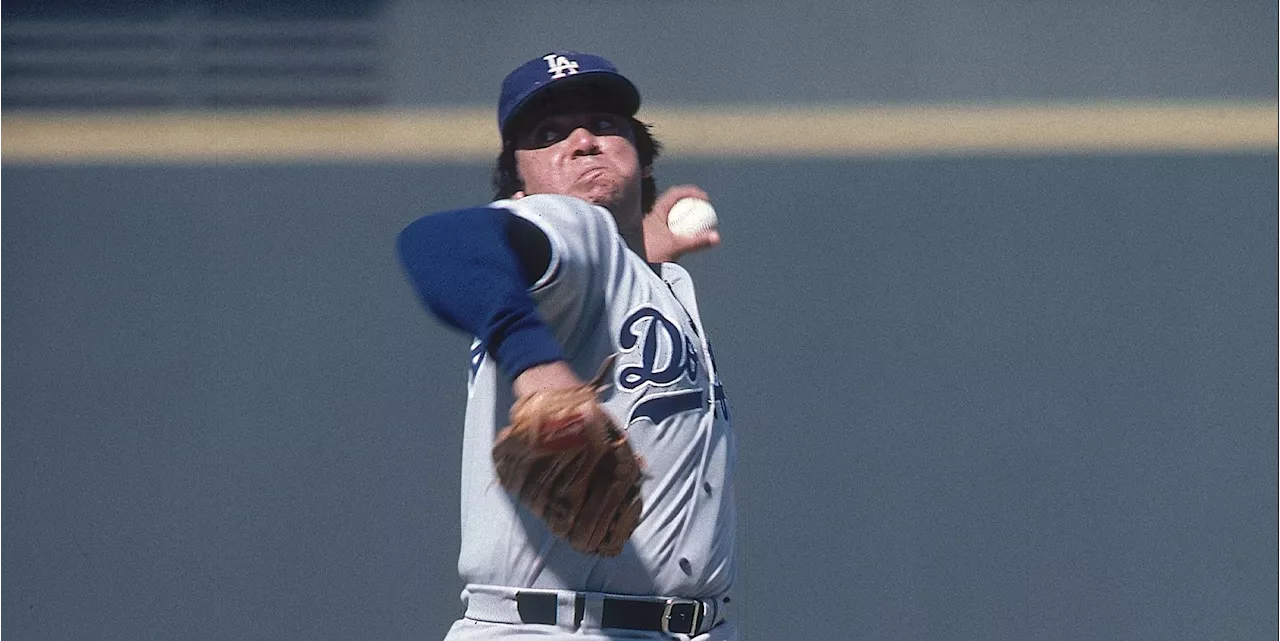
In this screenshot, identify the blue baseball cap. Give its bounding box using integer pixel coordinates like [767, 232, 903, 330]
[497, 51, 641, 139]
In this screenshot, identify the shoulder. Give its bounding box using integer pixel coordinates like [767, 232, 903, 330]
[492, 194, 618, 237]
[492, 195, 622, 272]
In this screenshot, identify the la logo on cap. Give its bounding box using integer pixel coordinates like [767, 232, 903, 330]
[542, 54, 579, 79]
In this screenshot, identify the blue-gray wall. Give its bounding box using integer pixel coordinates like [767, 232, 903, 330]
[5, 154, 1275, 640]
[385, 0, 1277, 105]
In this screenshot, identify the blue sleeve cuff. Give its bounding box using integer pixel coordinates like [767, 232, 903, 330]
[488, 302, 566, 379]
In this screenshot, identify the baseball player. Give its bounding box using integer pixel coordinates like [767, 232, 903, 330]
[398, 51, 736, 640]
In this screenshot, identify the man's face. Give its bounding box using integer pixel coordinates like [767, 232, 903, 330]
[512, 110, 643, 216]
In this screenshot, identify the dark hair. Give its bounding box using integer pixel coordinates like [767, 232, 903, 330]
[491, 117, 662, 213]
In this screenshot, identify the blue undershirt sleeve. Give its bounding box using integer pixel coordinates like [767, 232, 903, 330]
[396, 205, 564, 380]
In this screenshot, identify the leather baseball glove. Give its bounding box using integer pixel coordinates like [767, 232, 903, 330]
[492, 355, 644, 557]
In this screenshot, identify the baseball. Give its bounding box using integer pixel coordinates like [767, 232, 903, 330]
[666, 198, 718, 237]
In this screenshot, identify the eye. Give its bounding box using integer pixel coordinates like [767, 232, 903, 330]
[592, 116, 621, 134]
[535, 125, 565, 144]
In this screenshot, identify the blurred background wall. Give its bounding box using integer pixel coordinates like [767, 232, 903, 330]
[3, 1, 1276, 640]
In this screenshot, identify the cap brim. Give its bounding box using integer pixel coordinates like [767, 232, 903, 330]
[502, 71, 640, 138]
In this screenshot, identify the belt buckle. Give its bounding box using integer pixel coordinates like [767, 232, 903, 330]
[661, 598, 701, 635]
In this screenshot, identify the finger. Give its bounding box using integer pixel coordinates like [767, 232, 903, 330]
[694, 230, 721, 248]
[650, 185, 711, 217]
[676, 230, 721, 253]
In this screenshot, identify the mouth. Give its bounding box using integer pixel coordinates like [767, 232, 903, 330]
[575, 166, 613, 184]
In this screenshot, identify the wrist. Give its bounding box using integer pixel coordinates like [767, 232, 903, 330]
[513, 360, 584, 398]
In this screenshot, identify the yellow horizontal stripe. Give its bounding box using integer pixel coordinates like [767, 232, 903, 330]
[4, 102, 1275, 163]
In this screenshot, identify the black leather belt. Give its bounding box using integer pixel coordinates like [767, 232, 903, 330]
[516, 591, 707, 635]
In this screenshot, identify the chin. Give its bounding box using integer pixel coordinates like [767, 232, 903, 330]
[577, 185, 626, 210]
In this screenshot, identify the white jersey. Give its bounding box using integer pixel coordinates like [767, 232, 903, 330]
[454, 194, 736, 606]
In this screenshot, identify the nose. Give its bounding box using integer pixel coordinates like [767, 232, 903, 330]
[566, 126, 601, 155]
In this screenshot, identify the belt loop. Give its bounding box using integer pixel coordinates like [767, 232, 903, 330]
[556, 591, 577, 631]
[580, 592, 605, 629]
[702, 597, 717, 634]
